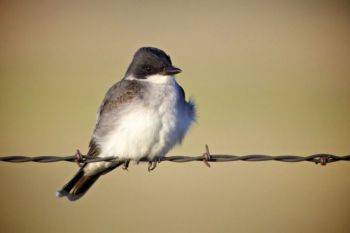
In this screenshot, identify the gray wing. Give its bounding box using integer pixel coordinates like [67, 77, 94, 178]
[87, 80, 143, 157]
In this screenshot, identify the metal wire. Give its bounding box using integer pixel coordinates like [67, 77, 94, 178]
[0, 145, 349, 166]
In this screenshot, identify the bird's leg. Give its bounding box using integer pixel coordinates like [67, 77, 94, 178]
[122, 160, 130, 171]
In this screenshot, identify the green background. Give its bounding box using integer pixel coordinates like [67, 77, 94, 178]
[0, 1, 349, 232]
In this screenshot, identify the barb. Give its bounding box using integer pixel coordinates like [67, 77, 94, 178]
[0, 146, 349, 166]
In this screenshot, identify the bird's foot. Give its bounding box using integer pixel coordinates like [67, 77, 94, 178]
[148, 158, 161, 172]
[122, 160, 130, 171]
[75, 149, 86, 167]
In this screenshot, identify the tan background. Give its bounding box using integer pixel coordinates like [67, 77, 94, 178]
[0, 0, 349, 232]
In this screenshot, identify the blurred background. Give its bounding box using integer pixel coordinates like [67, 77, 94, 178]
[0, 0, 349, 232]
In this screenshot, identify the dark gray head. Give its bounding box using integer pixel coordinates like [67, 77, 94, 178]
[124, 47, 182, 79]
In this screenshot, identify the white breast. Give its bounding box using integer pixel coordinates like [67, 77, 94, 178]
[84, 75, 195, 175]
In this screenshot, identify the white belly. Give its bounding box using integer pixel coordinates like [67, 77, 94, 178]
[100, 102, 178, 161]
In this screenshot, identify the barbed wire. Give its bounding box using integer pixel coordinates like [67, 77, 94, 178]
[0, 145, 349, 166]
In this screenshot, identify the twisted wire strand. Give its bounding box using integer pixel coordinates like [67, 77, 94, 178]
[1, 150, 349, 166]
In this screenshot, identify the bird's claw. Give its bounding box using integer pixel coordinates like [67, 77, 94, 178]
[148, 158, 161, 172]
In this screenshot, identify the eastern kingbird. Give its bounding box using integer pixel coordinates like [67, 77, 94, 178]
[57, 47, 196, 201]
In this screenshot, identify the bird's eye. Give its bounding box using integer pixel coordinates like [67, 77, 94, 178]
[144, 66, 152, 72]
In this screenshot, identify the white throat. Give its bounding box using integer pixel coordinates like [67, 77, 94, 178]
[125, 74, 176, 84]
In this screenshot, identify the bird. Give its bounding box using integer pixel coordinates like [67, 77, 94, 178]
[56, 47, 196, 201]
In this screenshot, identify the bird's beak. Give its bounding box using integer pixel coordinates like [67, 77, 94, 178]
[164, 66, 182, 75]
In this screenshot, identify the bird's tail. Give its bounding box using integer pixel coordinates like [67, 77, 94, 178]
[56, 167, 100, 201]
[56, 161, 124, 201]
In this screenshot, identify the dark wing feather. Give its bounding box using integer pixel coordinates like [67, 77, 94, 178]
[87, 80, 143, 157]
[87, 140, 101, 157]
[99, 81, 141, 115]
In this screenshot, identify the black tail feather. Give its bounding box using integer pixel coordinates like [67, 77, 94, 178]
[57, 162, 124, 201]
[56, 168, 100, 201]
[67, 174, 100, 201]
[56, 168, 85, 197]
